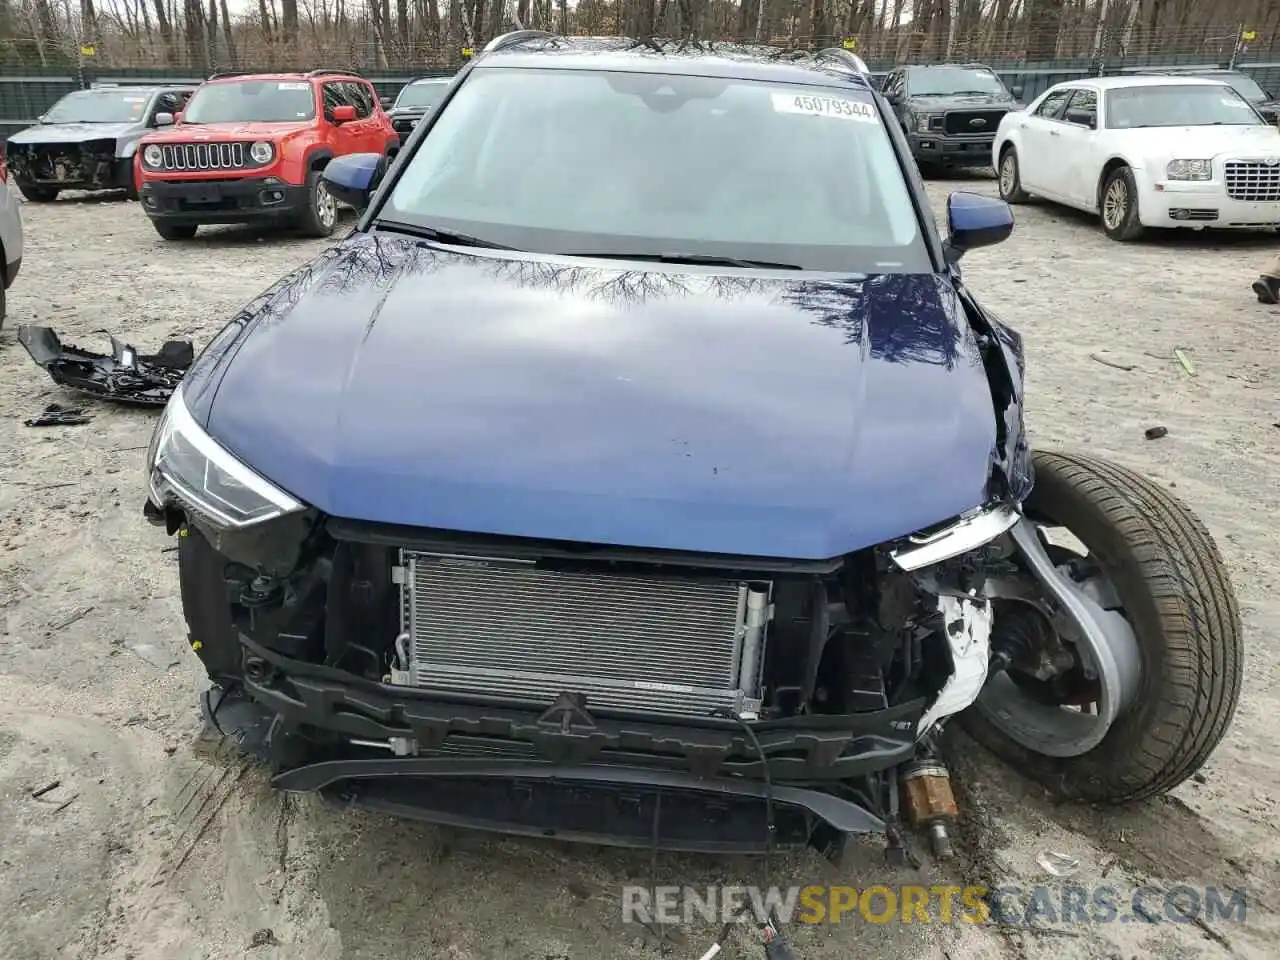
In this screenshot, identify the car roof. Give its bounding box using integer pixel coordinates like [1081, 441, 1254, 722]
[901, 62, 996, 71]
[474, 36, 875, 90]
[1050, 75, 1234, 91]
[203, 71, 362, 84]
[408, 77, 451, 84]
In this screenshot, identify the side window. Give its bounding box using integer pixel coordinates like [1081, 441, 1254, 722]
[1034, 89, 1072, 120]
[155, 92, 184, 116]
[1063, 88, 1098, 126]
[346, 82, 374, 118]
[322, 82, 350, 120]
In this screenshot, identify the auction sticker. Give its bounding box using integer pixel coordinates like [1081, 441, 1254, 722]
[771, 92, 878, 122]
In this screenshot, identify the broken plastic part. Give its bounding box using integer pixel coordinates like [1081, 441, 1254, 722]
[24, 403, 92, 427]
[17, 325, 194, 406]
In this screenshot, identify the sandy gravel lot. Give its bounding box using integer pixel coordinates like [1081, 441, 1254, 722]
[0, 181, 1277, 960]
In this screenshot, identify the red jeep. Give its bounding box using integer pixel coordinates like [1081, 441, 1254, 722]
[135, 69, 398, 240]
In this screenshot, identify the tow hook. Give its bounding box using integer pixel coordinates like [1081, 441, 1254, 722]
[900, 759, 959, 860]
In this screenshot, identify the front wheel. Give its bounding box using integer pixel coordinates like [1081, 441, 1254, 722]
[997, 147, 1030, 203]
[296, 169, 338, 238]
[1100, 166, 1145, 241]
[152, 221, 197, 241]
[16, 181, 58, 203]
[964, 449, 1242, 803]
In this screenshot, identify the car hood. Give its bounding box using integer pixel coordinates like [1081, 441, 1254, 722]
[910, 95, 1016, 111]
[144, 121, 311, 141]
[7, 121, 136, 144]
[1124, 123, 1280, 158]
[196, 234, 998, 559]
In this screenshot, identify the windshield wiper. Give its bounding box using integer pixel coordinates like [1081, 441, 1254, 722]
[373, 219, 513, 249]
[565, 252, 802, 270]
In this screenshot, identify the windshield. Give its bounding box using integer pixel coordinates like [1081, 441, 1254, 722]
[380, 67, 927, 272]
[1220, 75, 1267, 101]
[396, 81, 450, 109]
[908, 67, 1008, 97]
[43, 89, 153, 124]
[182, 80, 316, 123]
[1106, 84, 1265, 128]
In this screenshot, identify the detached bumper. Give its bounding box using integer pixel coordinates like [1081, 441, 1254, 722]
[1146, 180, 1280, 229]
[231, 636, 923, 853]
[908, 133, 995, 168]
[141, 177, 309, 225]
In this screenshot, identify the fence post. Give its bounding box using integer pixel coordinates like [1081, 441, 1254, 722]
[1228, 22, 1244, 69]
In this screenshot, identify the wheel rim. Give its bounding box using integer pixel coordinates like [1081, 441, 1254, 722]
[974, 519, 1143, 758]
[1103, 178, 1128, 230]
[316, 180, 336, 229]
[999, 154, 1016, 195]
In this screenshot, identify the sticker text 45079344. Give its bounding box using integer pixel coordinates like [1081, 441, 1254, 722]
[771, 93, 879, 123]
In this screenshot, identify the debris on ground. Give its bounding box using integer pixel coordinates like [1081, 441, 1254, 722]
[1144, 426, 1169, 440]
[17, 325, 194, 406]
[29, 780, 61, 800]
[1174, 347, 1196, 376]
[248, 929, 280, 949]
[24, 403, 92, 427]
[1089, 353, 1135, 371]
[1035, 850, 1081, 877]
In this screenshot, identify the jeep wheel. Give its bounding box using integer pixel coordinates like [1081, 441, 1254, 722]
[297, 170, 338, 238]
[153, 221, 198, 241]
[964, 450, 1242, 803]
[997, 147, 1030, 203]
[1100, 166, 1145, 241]
[16, 181, 58, 203]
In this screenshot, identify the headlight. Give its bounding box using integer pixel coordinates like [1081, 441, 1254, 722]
[915, 113, 943, 133]
[888, 503, 1021, 571]
[142, 144, 163, 168]
[249, 141, 274, 164]
[146, 385, 302, 530]
[1166, 159, 1211, 181]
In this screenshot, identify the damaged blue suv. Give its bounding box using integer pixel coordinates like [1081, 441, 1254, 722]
[145, 33, 1241, 862]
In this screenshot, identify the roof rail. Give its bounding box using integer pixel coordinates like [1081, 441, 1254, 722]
[483, 30, 558, 53]
[307, 68, 363, 78]
[816, 47, 871, 77]
[207, 70, 258, 80]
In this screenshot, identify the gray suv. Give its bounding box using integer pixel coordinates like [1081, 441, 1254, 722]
[6, 84, 195, 202]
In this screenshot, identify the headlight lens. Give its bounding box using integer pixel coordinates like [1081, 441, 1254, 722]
[142, 144, 163, 168]
[1166, 159, 1212, 181]
[915, 113, 943, 133]
[147, 385, 302, 530]
[249, 140, 274, 164]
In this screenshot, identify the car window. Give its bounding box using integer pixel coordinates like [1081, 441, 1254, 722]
[907, 66, 1007, 97]
[346, 82, 375, 118]
[396, 81, 450, 109]
[1062, 89, 1098, 124]
[382, 66, 930, 273]
[155, 92, 186, 116]
[323, 82, 352, 119]
[43, 89, 154, 123]
[1033, 89, 1071, 120]
[183, 80, 316, 123]
[1105, 83, 1265, 129]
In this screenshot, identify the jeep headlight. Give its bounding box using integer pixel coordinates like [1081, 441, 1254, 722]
[1166, 159, 1211, 181]
[146, 384, 301, 530]
[249, 140, 274, 164]
[142, 144, 163, 168]
[915, 113, 944, 133]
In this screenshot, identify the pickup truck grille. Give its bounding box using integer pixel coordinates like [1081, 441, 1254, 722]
[158, 142, 247, 172]
[1224, 160, 1280, 202]
[943, 110, 1006, 135]
[394, 550, 772, 718]
[392, 116, 418, 135]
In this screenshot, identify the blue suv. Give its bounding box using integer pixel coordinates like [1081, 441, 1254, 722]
[144, 32, 1241, 865]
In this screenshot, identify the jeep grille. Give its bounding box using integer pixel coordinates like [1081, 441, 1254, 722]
[158, 142, 247, 172]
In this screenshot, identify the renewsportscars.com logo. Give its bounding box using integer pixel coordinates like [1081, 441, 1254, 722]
[621, 884, 1250, 927]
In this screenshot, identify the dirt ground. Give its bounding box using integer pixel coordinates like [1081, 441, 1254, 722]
[0, 179, 1277, 960]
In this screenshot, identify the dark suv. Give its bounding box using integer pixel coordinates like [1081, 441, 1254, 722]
[880, 63, 1021, 173]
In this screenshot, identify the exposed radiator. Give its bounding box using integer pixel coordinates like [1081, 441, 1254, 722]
[392, 550, 772, 718]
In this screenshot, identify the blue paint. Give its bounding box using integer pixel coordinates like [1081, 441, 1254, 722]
[199, 234, 999, 559]
[321, 152, 383, 210]
[946, 192, 1015, 254]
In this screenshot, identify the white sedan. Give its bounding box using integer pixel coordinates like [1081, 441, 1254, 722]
[992, 75, 1280, 241]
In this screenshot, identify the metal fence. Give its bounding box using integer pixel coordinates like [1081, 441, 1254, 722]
[4, 23, 1280, 142]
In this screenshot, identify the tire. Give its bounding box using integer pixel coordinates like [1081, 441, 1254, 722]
[963, 449, 1243, 803]
[125, 179, 140, 201]
[997, 146, 1030, 203]
[152, 221, 197, 241]
[16, 181, 58, 203]
[296, 169, 338, 238]
[1099, 166, 1145, 241]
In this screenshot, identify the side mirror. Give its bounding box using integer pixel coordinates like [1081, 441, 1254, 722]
[1010, 85, 1024, 99]
[946, 191, 1014, 258]
[1065, 108, 1096, 129]
[380, 96, 393, 109]
[153, 112, 174, 127]
[332, 104, 357, 124]
[322, 152, 383, 211]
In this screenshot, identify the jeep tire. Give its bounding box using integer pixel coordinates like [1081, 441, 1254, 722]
[16, 181, 58, 203]
[153, 221, 198, 241]
[296, 169, 338, 238]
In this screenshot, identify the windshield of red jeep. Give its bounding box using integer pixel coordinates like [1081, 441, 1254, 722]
[182, 80, 317, 124]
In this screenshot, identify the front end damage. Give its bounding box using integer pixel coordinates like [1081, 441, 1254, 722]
[7, 138, 129, 191]
[145, 381, 1061, 858]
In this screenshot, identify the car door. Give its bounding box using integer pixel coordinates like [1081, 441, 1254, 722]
[1015, 87, 1073, 195]
[348, 81, 387, 154]
[1051, 88, 1101, 209]
[321, 81, 358, 154]
[881, 71, 906, 128]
